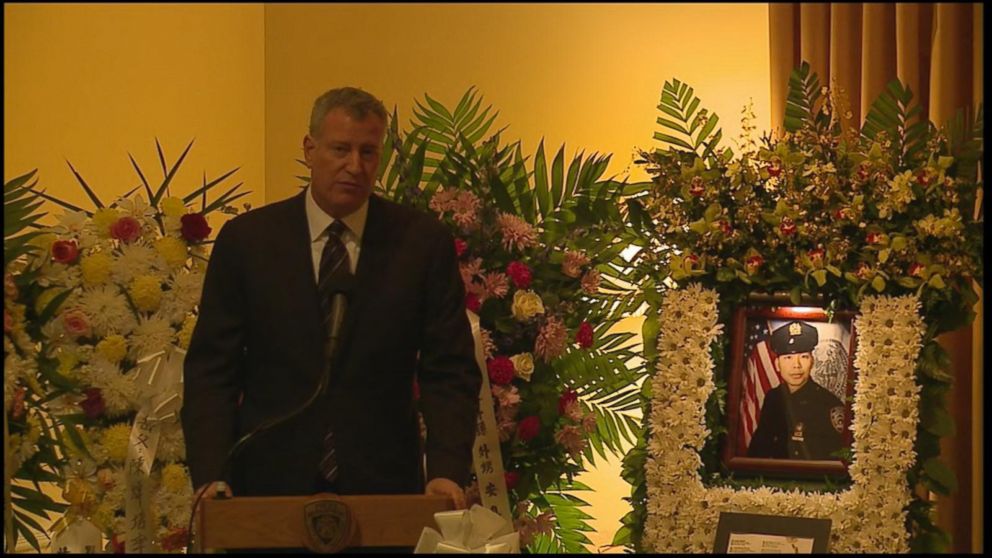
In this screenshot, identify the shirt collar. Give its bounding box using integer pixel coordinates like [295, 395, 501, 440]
[305, 187, 368, 243]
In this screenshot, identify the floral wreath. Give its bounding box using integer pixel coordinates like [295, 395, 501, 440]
[643, 284, 924, 553]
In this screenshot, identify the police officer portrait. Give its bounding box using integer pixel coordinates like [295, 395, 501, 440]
[724, 306, 857, 477]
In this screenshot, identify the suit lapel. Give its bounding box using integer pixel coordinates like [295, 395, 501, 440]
[284, 191, 324, 345]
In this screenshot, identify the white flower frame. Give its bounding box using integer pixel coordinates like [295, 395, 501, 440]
[643, 284, 925, 553]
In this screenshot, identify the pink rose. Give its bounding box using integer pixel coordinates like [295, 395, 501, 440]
[180, 213, 212, 243]
[487, 356, 515, 385]
[110, 216, 143, 243]
[79, 388, 106, 419]
[51, 240, 79, 264]
[575, 322, 594, 348]
[464, 292, 481, 313]
[506, 261, 532, 289]
[454, 238, 468, 257]
[61, 309, 92, 338]
[517, 416, 540, 442]
[558, 390, 579, 416]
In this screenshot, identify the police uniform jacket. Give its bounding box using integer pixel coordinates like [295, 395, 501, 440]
[746, 380, 845, 460]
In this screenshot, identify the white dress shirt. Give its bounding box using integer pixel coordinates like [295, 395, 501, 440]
[304, 187, 368, 282]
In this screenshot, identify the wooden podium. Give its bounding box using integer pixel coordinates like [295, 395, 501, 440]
[195, 493, 454, 552]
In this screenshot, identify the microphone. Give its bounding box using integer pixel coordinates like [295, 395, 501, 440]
[185, 275, 354, 552]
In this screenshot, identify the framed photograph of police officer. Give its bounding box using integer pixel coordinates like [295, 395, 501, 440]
[722, 302, 858, 478]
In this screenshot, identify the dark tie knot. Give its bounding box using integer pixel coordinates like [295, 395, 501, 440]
[326, 220, 349, 240]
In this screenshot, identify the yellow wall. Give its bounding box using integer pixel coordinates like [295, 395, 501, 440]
[263, 3, 770, 203]
[3, 3, 266, 224]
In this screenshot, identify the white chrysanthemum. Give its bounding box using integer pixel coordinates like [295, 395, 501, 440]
[161, 272, 203, 322]
[115, 194, 157, 222]
[37, 261, 82, 289]
[82, 360, 138, 417]
[55, 209, 89, 235]
[156, 424, 187, 463]
[111, 242, 164, 284]
[128, 315, 174, 361]
[76, 285, 138, 337]
[4, 353, 33, 411]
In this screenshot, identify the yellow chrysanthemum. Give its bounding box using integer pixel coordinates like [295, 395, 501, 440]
[91, 501, 116, 531]
[160, 197, 187, 219]
[96, 335, 128, 364]
[155, 236, 189, 268]
[160, 463, 189, 492]
[102, 424, 132, 462]
[57, 349, 81, 378]
[177, 314, 197, 350]
[92, 208, 121, 238]
[129, 275, 163, 312]
[80, 252, 114, 287]
[34, 287, 66, 315]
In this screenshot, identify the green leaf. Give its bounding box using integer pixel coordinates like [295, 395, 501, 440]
[922, 457, 958, 495]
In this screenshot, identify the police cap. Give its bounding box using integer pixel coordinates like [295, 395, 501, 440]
[770, 320, 818, 355]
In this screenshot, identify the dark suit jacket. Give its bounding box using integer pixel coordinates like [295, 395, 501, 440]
[181, 191, 481, 496]
[746, 381, 844, 460]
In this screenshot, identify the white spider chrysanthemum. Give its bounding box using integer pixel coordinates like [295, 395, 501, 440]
[77, 285, 138, 337]
[128, 315, 174, 362]
[111, 243, 164, 284]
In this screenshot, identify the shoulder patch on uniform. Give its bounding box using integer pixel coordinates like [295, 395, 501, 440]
[830, 406, 845, 433]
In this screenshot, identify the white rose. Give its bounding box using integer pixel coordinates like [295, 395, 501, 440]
[511, 290, 544, 321]
[510, 353, 535, 382]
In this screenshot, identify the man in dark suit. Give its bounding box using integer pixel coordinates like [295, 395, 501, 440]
[746, 321, 845, 460]
[181, 87, 481, 509]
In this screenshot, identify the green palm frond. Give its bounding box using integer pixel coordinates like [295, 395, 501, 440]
[4, 170, 47, 268]
[861, 80, 930, 168]
[410, 87, 502, 182]
[653, 78, 725, 162]
[530, 481, 596, 553]
[783, 61, 830, 133]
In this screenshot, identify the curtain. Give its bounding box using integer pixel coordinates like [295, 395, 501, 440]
[768, 3, 983, 553]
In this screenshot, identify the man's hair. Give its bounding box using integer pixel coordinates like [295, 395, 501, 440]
[309, 87, 387, 137]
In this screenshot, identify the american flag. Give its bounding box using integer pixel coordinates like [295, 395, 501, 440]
[738, 319, 782, 454]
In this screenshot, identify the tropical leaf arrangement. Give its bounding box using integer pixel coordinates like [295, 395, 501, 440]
[617, 62, 983, 553]
[298, 88, 648, 552]
[4, 142, 247, 552]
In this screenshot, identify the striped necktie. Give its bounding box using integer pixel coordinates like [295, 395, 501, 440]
[317, 219, 351, 485]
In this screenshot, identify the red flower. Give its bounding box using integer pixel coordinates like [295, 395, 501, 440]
[79, 388, 106, 419]
[866, 231, 882, 245]
[833, 208, 849, 220]
[575, 322, 594, 348]
[3, 309, 12, 334]
[504, 471, 520, 490]
[856, 262, 872, 279]
[464, 292, 481, 313]
[454, 238, 468, 257]
[779, 216, 796, 236]
[412, 377, 420, 401]
[685, 253, 699, 266]
[517, 416, 540, 442]
[856, 163, 871, 181]
[506, 261, 532, 289]
[487, 356, 515, 385]
[916, 169, 932, 186]
[11, 387, 26, 420]
[908, 263, 925, 277]
[558, 390, 579, 415]
[745, 254, 764, 273]
[51, 240, 79, 264]
[109, 216, 142, 243]
[767, 158, 782, 177]
[110, 534, 125, 554]
[181, 213, 212, 243]
[718, 220, 733, 236]
[160, 528, 189, 552]
[808, 248, 825, 265]
[688, 176, 705, 197]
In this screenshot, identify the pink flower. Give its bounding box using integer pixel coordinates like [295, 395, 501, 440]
[79, 387, 106, 419]
[109, 216, 142, 243]
[808, 248, 825, 266]
[479, 326, 496, 360]
[535, 316, 568, 362]
[454, 238, 468, 257]
[575, 321, 594, 348]
[497, 213, 538, 252]
[554, 424, 587, 458]
[459, 258, 483, 287]
[3, 309, 12, 334]
[429, 189, 457, 214]
[487, 356, 515, 385]
[779, 216, 796, 236]
[561, 250, 590, 278]
[856, 262, 872, 280]
[580, 269, 600, 294]
[834, 208, 849, 220]
[61, 309, 92, 338]
[11, 387, 26, 420]
[452, 191, 481, 229]
[51, 240, 79, 264]
[181, 213, 212, 243]
[718, 220, 733, 236]
[482, 272, 510, 299]
[866, 231, 883, 245]
[492, 384, 521, 408]
[506, 261, 532, 289]
[517, 416, 541, 442]
[558, 390, 579, 415]
[464, 292, 481, 313]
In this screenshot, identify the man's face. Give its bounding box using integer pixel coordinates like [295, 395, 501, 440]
[303, 108, 385, 217]
[777, 352, 813, 393]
